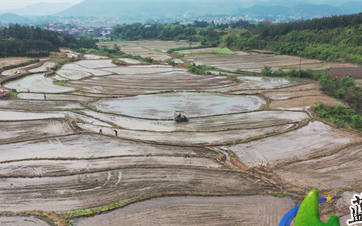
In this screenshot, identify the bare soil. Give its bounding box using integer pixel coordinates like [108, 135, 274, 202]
[274, 143, 362, 190]
[269, 95, 345, 110]
[66, 70, 235, 95]
[0, 168, 274, 212]
[78, 123, 293, 145]
[226, 121, 359, 167]
[0, 119, 74, 145]
[0, 157, 221, 177]
[0, 58, 30, 68]
[264, 90, 322, 100]
[186, 52, 357, 72]
[2, 63, 38, 76]
[74, 195, 294, 226]
[0, 100, 84, 111]
[0, 216, 51, 226]
[17, 93, 94, 102]
[91, 93, 266, 119]
[28, 62, 56, 73]
[0, 134, 214, 162]
[83, 110, 309, 132]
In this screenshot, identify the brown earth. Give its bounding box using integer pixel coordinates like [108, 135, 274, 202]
[0, 216, 51, 226]
[0, 119, 74, 145]
[0, 134, 215, 162]
[0, 58, 31, 68]
[0, 168, 277, 212]
[268, 95, 346, 110]
[224, 121, 359, 167]
[273, 142, 362, 190]
[264, 90, 322, 100]
[66, 71, 236, 95]
[74, 195, 294, 226]
[0, 100, 84, 111]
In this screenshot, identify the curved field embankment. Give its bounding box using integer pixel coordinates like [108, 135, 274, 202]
[74, 195, 294, 226]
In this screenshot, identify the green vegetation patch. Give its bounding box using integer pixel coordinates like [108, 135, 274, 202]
[313, 103, 362, 131]
[8, 92, 18, 99]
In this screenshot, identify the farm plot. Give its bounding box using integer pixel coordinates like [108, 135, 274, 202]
[102, 65, 182, 74]
[186, 52, 356, 72]
[1, 63, 39, 76]
[0, 119, 74, 145]
[83, 54, 107, 60]
[82, 110, 308, 132]
[18, 93, 94, 102]
[0, 216, 50, 226]
[78, 123, 293, 145]
[0, 168, 273, 212]
[60, 63, 112, 76]
[28, 62, 56, 73]
[74, 195, 294, 226]
[276, 83, 320, 92]
[56, 70, 92, 80]
[0, 157, 221, 177]
[75, 60, 116, 69]
[119, 58, 142, 64]
[67, 70, 235, 95]
[0, 134, 214, 162]
[210, 76, 302, 91]
[4, 74, 75, 93]
[0, 110, 65, 121]
[0, 58, 30, 68]
[91, 93, 266, 119]
[225, 121, 359, 167]
[264, 90, 322, 100]
[269, 95, 345, 110]
[274, 142, 362, 190]
[0, 100, 84, 111]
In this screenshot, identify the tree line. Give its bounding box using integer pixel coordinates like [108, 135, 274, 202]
[0, 24, 98, 57]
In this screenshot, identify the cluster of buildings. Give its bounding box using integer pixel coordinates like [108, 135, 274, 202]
[45, 25, 112, 38]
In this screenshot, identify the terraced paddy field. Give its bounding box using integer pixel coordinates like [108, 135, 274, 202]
[74, 196, 294, 226]
[224, 121, 359, 167]
[66, 70, 235, 95]
[0, 42, 360, 225]
[186, 51, 358, 72]
[91, 93, 266, 119]
[0, 168, 275, 212]
[0, 57, 30, 68]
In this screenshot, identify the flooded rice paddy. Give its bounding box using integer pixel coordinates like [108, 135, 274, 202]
[0, 42, 359, 225]
[4, 73, 74, 93]
[92, 93, 266, 119]
[74, 195, 294, 226]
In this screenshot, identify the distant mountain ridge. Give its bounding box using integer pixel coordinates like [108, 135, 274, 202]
[0, 2, 73, 16]
[0, 13, 28, 23]
[56, 0, 362, 19]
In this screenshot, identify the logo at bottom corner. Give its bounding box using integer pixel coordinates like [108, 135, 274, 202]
[347, 192, 362, 225]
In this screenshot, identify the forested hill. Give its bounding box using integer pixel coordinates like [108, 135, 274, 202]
[224, 12, 362, 65]
[0, 24, 97, 57]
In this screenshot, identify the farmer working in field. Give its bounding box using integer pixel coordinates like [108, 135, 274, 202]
[114, 129, 118, 136]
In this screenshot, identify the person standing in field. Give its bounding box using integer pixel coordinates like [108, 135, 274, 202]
[44, 94, 46, 100]
[114, 129, 118, 136]
[99, 129, 103, 135]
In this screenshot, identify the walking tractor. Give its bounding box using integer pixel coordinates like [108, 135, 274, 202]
[174, 109, 188, 123]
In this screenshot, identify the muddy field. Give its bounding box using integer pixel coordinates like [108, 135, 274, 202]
[225, 121, 359, 167]
[17, 93, 94, 102]
[0, 100, 83, 111]
[185, 52, 357, 72]
[0, 216, 50, 226]
[28, 62, 56, 73]
[91, 93, 266, 119]
[78, 123, 293, 145]
[82, 110, 308, 132]
[0, 41, 360, 225]
[264, 90, 322, 100]
[274, 142, 362, 190]
[66, 70, 235, 95]
[0, 58, 30, 68]
[4, 74, 75, 93]
[0, 119, 74, 145]
[269, 95, 346, 110]
[0, 168, 273, 212]
[0, 134, 214, 162]
[75, 195, 294, 226]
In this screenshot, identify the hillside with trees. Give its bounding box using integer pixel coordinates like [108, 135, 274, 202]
[0, 24, 97, 57]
